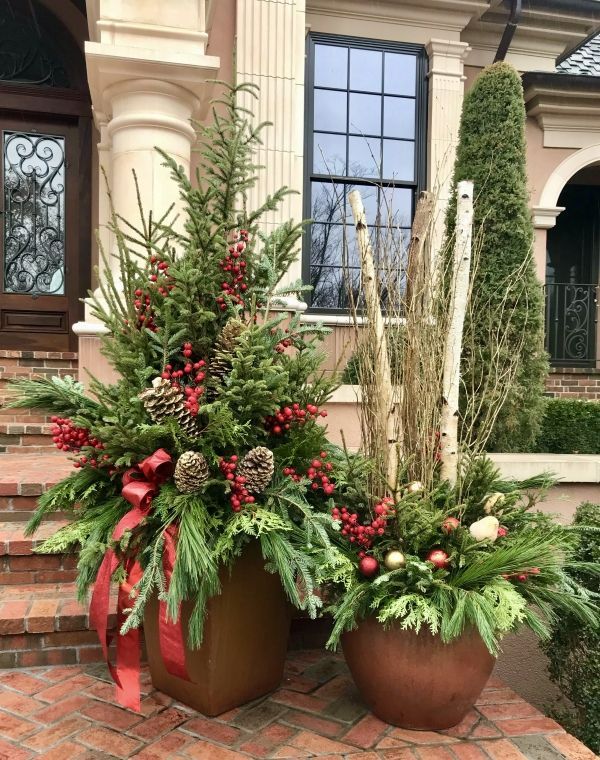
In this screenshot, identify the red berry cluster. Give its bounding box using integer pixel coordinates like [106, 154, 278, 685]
[161, 342, 206, 416]
[332, 497, 395, 551]
[272, 327, 294, 354]
[502, 567, 540, 583]
[130, 256, 175, 331]
[265, 403, 328, 435]
[283, 451, 335, 496]
[51, 416, 109, 469]
[219, 455, 255, 512]
[216, 230, 249, 311]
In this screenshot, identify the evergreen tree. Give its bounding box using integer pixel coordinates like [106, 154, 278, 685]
[445, 62, 548, 452]
[8, 82, 340, 647]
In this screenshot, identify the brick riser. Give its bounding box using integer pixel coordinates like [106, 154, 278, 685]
[546, 366, 600, 399]
[0, 350, 78, 442]
[0, 583, 116, 669]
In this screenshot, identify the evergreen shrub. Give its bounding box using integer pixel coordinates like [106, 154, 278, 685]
[445, 62, 548, 452]
[543, 501, 600, 753]
[533, 398, 600, 454]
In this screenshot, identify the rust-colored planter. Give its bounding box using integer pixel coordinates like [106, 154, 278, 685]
[342, 618, 495, 729]
[144, 543, 290, 716]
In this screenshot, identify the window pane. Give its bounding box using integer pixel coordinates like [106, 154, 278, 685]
[314, 44, 348, 89]
[384, 52, 417, 96]
[311, 182, 346, 224]
[382, 139, 414, 181]
[383, 97, 415, 139]
[314, 89, 347, 133]
[313, 132, 346, 175]
[311, 223, 344, 267]
[349, 93, 381, 135]
[311, 265, 361, 309]
[380, 187, 413, 227]
[3, 131, 65, 295]
[348, 136, 381, 178]
[350, 48, 382, 93]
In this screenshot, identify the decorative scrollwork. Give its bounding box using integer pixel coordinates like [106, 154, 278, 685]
[3, 131, 66, 296]
[0, 3, 69, 87]
[546, 283, 597, 365]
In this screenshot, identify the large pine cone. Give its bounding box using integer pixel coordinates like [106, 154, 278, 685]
[174, 451, 209, 494]
[208, 319, 247, 389]
[139, 378, 199, 436]
[237, 446, 274, 494]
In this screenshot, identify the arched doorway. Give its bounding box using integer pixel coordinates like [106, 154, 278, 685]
[0, 0, 91, 351]
[546, 164, 600, 366]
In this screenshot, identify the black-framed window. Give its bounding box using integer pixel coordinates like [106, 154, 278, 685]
[304, 34, 428, 312]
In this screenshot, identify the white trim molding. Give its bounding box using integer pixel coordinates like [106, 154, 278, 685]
[532, 206, 565, 230]
[538, 143, 600, 209]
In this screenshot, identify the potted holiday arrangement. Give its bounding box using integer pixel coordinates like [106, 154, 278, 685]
[312, 178, 600, 730]
[8, 83, 338, 715]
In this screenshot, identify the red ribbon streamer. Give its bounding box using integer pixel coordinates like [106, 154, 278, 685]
[90, 448, 189, 711]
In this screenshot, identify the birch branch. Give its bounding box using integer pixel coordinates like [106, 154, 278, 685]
[348, 189, 399, 494]
[439, 181, 474, 484]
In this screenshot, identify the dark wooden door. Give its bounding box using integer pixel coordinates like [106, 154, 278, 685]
[0, 111, 87, 351]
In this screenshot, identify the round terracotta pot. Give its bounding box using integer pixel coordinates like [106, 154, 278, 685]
[342, 617, 495, 729]
[144, 542, 290, 716]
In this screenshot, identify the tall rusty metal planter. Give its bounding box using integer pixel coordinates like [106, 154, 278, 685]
[144, 543, 290, 716]
[342, 617, 495, 729]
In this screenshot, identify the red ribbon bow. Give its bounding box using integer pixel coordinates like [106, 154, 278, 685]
[90, 449, 189, 711]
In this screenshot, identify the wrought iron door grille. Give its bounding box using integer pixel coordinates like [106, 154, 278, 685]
[545, 283, 598, 366]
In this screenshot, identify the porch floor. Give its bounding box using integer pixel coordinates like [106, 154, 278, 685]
[0, 651, 594, 760]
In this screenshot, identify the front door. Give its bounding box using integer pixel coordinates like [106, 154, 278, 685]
[0, 112, 85, 351]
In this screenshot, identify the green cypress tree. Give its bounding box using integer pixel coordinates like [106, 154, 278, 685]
[445, 61, 548, 452]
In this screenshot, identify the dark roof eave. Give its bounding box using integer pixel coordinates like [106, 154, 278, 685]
[523, 70, 600, 91]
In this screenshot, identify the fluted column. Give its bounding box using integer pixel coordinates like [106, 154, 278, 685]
[426, 39, 471, 258]
[236, 0, 306, 285]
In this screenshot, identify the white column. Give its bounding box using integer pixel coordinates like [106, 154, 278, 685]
[75, 0, 220, 380]
[426, 39, 471, 258]
[106, 80, 198, 232]
[236, 0, 306, 286]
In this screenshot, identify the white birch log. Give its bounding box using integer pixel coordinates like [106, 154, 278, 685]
[348, 189, 398, 493]
[439, 181, 474, 485]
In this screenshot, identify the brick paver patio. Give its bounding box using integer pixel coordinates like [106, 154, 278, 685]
[0, 650, 595, 760]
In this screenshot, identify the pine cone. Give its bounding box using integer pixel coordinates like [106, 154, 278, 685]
[207, 319, 247, 395]
[217, 319, 246, 352]
[174, 451, 209, 493]
[139, 378, 199, 436]
[237, 446, 274, 494]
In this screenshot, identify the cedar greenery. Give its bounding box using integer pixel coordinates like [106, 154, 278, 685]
[9, 82, 340, 648]
[445, 62, 548, 452]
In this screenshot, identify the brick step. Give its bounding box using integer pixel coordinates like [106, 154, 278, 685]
[0, 521, 77, 585]
[0, 453, 73, 522]
[0, 423, 55, 455]
[0, 582, 112, 668]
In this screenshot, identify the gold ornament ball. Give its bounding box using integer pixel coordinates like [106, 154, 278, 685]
[384, 550, 406, 570]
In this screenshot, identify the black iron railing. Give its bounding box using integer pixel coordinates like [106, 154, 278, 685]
[545, 283, 598, 366]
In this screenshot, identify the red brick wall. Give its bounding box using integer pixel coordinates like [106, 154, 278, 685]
[0, 350, 78, 424]
[546, 367, 600, 400]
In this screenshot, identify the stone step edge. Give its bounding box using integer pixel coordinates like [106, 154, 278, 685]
[0, 520, 70, 555]
[0, 587, 115, 636]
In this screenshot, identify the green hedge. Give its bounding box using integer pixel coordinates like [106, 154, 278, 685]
[533, 398, 600, 454]
[543, 501, 600, 754]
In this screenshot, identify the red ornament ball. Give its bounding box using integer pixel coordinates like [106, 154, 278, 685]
[426, 548, 449, 569]
[442, 517, 460, 534]
[358, 556, 379, 578]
